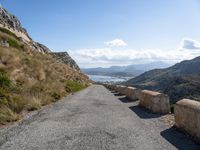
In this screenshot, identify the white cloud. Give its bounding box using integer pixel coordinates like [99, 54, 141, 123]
[68, 38, 200, 68]
[180, 38, 200, 49]
[105, 39, 127, 47]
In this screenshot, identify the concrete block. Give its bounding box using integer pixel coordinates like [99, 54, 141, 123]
[175, 99, 200, 141]
[125, 87, 141, 101]
[139, 90, 170, 114]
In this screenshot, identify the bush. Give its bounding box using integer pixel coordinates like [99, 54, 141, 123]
[0, 106, 20, 125]
[51, 92, 61, 101]
[0, 72, 11, 88]
[7, 38, 21, 49]
[26, 98, 41, 111]
[65, 80, 86, 92]
[9, 96, 26, 113]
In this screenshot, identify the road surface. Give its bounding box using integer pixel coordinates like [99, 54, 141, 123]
[0, 85, 199, 150]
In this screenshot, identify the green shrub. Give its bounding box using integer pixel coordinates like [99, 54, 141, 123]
[51, 92, 61, 101]
[7, 38, 21, 49]
[9, 96, 26, 113]
[0, 88, 10, 105]
[0, 72, 11, 88]
[0, 106, 20, 125]
[26, 98, 41, 111]
[65, 80, 86, 92]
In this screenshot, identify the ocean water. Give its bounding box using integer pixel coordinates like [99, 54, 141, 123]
[88, 75, 129, 83]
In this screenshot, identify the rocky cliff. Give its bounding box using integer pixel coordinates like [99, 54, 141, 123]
[0, 6, 79, 70]
[0, 7, 31, 41]
[52, 52, 80, 70]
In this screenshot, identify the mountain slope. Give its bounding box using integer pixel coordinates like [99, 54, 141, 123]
[0, 7, 90, 125]
[52, 52, 80, 70]
[82, 61, 170, 77]
[125, 57, 200, 103]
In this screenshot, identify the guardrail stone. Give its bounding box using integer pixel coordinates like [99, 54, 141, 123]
[174, 99, 200, 141]
[139, 90, 170, 114]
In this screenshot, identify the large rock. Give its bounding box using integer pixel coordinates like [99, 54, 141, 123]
[0, 7, 31, 41]
[52, 52, 80, 70]
[174, 99, 200, 141]
[139, 90, 170, 114]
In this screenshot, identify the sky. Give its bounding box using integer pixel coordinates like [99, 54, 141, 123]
[2, 0, 200, 68]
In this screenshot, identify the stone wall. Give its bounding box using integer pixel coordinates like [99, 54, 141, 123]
[105, 84, 200, 141]
[105, 84, 170, 114]
[174, 99, 200, 141]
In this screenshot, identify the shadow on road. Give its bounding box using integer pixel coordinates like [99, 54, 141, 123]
[118, 96, 134, 103]
[129, 105, 161, 119]
[160, 126, 200, 150]
[114, 93, 124, 96]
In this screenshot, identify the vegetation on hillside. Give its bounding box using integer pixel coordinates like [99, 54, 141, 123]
[125, 57, 200, 104]
[0, 29, 90, 125]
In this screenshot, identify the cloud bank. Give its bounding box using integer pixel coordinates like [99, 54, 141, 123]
[68, 38, 200, 68]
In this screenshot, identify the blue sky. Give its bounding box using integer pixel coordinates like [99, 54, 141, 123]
[2, 0, 200, 67]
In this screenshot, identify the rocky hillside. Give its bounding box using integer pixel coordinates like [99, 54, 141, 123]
[0, 6, 77, 60]
[0, 7, 90, 125]
[52, 52, 80, 70]
[0, 7, 31, 41]
[125, 57, 200, 103]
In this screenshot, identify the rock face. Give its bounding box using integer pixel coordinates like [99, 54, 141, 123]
[175, 99, 200, 141]
[30, 42, 52, 53]
[0, 6, 81, 71]
[52, 52, 80, 70]
[0, 7, 31, 41]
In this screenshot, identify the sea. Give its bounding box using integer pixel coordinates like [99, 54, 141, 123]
[88, 75, 131, 83]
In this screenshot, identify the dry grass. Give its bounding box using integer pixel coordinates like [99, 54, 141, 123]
[0, 30, 90, 125]
[0, 106, 21, 125]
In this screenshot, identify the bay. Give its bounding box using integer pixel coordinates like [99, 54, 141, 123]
[88, 75, 130, 83]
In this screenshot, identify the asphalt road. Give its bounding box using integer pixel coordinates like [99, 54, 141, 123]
[0, 85, 199, 150]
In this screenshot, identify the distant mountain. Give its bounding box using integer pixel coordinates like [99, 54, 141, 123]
[82, 61, 170, 77]
[125, 57, 200, 103]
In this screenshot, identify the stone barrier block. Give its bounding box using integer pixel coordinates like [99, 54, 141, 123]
[174, 99, 200, 141]
[117, 86, 127, 95]
[125, 87, 141, 101]
[139, 90, 170, 114]
[114, 85, 121, 92]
